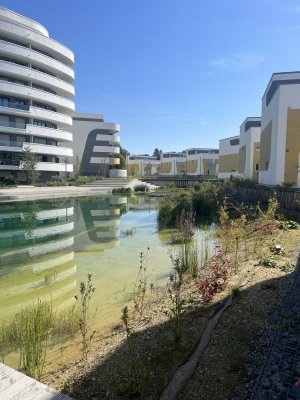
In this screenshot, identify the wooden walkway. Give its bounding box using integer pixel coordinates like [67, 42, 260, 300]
[0, 363, 73, 400]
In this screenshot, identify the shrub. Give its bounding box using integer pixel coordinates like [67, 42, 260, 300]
[112, 187, 132, 195]
[134, 184, 149, 193]
[259, 255, 277, 268]
[270, 244, 286, 255]
[279, 220, 299, 230]
[195, 253, 230, 303]
[2, 174, 16, 186]
[193, 181, 201, 191]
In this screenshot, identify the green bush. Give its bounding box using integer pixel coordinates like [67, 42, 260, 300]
[112, 187, 132, 195]
[193, 181, 201, 191]
[2, 174, 16, 186]
[279, 220, 299, 230]
[134, 184, 149, 193]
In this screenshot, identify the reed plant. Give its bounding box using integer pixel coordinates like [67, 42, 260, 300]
[15, 300, 52, 379]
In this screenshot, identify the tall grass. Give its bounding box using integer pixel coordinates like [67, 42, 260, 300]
[177, 241, 199, 277]
[15, 300, 52, 379]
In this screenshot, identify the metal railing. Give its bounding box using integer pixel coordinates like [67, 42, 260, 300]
[0, 101, 29, 111]
[0, 159, 20, 166]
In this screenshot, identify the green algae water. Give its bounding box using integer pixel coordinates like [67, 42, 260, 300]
[0, 195, 215, 366]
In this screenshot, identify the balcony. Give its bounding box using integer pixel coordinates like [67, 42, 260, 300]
[0, 81, 75, 112]
[35, 162, 73, 172]
[26, 124, 72, 142]
[29, 107, 72, 127]
[0, 60, 75, 98]
[25, 143, 73, 157]
[93, 145, 120, 154]
[0, 159, 20, 169]
[0, 41, 74, 81]
[0, 100, 29, 111]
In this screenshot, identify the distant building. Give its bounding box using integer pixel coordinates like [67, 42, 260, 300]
[127, 155, 160, 177]
[72, 112, 126, 178]
[259, 72, 300, 187]
[238, 117, 261, 182]
[186, 148, 219, 176]
[218, 136, 240, 179]
[160, 152, 186, 176]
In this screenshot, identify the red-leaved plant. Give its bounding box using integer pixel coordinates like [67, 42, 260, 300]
[195, 253, 231, 303]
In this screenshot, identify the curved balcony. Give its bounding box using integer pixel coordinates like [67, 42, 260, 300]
[90, 156, 120, 165]
[0, 41, 74, 81]
[0, 60, 75, 98]
[0, 159, 20, 169]
[0, 19, 74, 66]
[0, 140, 72, 157]
[0, 7, 49, 37]
[96, 134, 120, 144]
[24, 143, 73, 157]
[93, 145, 120, 154]
[26, 124, 73, 142]
[35, 162, 73, 172]
[29, 107, 72, 127]
[97, 122, 120, 133]
[0, 80, 75, 112]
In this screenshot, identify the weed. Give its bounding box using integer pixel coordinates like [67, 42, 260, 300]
[279, 220, 299, 230]
[132, 248, 154, 321]
[259, 255, 277, 268]
[120, 306, 146, 396]
[77, 274, 96, 362]
[270, 244, 286, 256]
[279, 262, 295, 272]
[167, 255, 185, 343]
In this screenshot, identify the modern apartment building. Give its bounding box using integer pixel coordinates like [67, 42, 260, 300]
[72, 112, 126, 178]
[127, 155, 160, 177]
[0, 7, 74, 182]
[186, 148, 219, 176]
[218, 135, 240, 179]
[238, 117, 261, 182]
[259, 72, 300, 187]
[160, 152, 186, 176]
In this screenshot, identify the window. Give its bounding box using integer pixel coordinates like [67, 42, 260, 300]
[255, 163, 259, 172]
[230, 138, 240, 146]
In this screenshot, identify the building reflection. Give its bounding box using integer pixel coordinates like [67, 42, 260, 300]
[0, 200, 76, 319]
[75, 196, 128, 252]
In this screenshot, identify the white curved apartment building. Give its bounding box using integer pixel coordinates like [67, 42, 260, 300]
[0, 7, 74, 182]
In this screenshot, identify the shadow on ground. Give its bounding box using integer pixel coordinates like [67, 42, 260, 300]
[63, 262, 299, 400]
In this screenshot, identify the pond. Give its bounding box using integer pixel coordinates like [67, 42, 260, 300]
[0, 195, 215, 366]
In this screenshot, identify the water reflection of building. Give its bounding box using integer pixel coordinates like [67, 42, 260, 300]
[0, 201, 76, 319]
[75, 196, 127, 252]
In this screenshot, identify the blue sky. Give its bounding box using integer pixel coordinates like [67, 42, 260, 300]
[3, 0, 300, 154]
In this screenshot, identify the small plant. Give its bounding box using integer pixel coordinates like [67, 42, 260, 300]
[270, 244, 286, 255]
[122, 227, 136, 236]
[77, 274, 96, 362]
[232, 287, 241, 297]
[279, 262, 295, 272]
[132, 248, 154, 321]
[44, 271, 57, 285]
[167, 255, 185, 343]
[134, 184, 149, 193]
[120, 306, 145, 396]
[112, 187, 132, 195]
[279, 220, 299, 230]
[195, 253, 230, 303]
[259, 255, 277, 268]
[16, 300, 52, 379]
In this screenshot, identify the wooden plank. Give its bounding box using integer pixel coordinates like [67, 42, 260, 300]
[0, 363, 73, 400]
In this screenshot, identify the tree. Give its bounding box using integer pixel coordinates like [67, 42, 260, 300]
[22, 146, 40, 184]
[153, 148, 162, 160]
[74, 155, 81, 177]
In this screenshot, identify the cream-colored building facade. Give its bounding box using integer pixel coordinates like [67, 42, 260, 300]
[218, 136, 240, 179]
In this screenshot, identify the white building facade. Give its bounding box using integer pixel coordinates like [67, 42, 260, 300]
[238, 117, 261, 181]
[186, 148, 219, 176]
[127, 155, 160, 177]
[160, 152, 186, 176]
[0, 7, 74, 182]
[259, 72, 300, 187]
[72, 112, 127, 178]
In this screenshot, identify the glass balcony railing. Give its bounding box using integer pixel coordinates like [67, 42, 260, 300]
[0, 159, 20, 166]
[0, 121, 27, 129]
[0, 101, 29, 111]
[0, 140, 24, 148]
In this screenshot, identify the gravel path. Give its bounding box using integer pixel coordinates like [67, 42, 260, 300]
[250, 256, 300, 400]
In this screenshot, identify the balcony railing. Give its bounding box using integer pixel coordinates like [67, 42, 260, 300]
[0, 101, 29, 111]
[0, 140, 24, 148]
[0, 121, 26, 129]
[0, 159, 20, 166]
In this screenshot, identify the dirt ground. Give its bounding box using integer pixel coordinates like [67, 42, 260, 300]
[42, 227, 300, 400]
